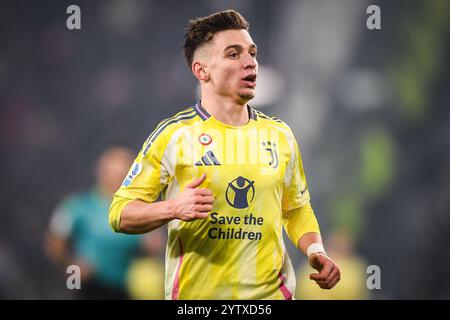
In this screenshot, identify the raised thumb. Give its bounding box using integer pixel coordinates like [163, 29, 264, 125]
[186, 173, 206, 189]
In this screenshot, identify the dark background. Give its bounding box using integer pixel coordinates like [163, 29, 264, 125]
[0, 0, 449, 299]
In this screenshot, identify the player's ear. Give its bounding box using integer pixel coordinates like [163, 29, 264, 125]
[192, 61, 209, 82]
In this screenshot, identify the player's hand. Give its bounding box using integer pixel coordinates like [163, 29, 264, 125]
[308, 253, 341, 289]
[173, 173, 214, 221]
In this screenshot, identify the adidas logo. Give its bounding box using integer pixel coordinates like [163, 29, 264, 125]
[195, 151, 221, 166]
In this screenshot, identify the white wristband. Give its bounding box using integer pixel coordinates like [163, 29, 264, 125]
[306, 243, 326, 257]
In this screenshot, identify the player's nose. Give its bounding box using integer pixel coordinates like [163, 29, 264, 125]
[243, 52, 257, 69]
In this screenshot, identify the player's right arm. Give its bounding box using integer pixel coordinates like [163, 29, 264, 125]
[117, 174, 213, 234]
[109, 117, 213, 234]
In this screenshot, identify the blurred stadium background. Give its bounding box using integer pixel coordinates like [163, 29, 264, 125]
[0, 0, 449, 299]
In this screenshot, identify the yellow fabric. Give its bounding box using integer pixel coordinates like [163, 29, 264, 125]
[283, 203, 320, 248]
[109, 197, 134, 232]
[126, 257, 165, 300]
[109, 105, 320, 299]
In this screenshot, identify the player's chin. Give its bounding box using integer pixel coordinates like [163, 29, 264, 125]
[238, 89, 256, 101]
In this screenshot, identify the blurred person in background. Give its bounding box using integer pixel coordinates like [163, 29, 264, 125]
[45, 142, 164, 299]
[109, 10, 340, 299]
[295, 229, 369, 300]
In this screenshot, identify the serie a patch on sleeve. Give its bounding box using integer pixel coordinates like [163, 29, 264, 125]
[122, 162, 142, 187]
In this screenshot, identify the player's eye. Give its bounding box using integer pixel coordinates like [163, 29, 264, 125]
[228, 52, 239, 59]
[250, 51, 257, 58]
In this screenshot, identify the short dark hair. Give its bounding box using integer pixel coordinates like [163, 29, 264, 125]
[183, 10, 250, 67]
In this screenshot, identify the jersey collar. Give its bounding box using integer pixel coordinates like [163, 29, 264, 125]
[193, 102, 258, 121]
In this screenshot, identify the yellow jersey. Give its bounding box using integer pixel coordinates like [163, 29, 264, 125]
[109, 103, 320, 300]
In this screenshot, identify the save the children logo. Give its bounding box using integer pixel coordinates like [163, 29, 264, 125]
[225, 176, 255, 209]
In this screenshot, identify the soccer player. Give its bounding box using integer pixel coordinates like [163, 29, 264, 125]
[109, 9, 340, 300]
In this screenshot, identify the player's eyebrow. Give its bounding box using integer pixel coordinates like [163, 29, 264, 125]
[224, 44, 258, 53]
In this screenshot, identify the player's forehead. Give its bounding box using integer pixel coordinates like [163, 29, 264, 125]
[210, 29, 256, 52]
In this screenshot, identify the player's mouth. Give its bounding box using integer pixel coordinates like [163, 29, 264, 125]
[242, 73, 257, 88]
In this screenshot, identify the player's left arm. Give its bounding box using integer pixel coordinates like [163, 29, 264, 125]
[283, 205, 341, 290]
[299, 229, 341, 290]
[281, 127, 340, 289]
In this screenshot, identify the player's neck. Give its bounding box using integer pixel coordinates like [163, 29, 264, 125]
[200, 95, 249, 126]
